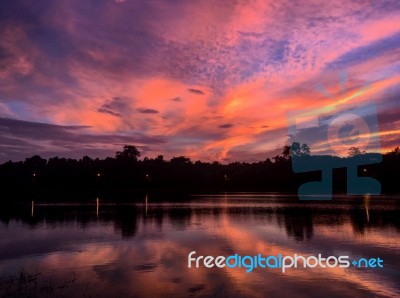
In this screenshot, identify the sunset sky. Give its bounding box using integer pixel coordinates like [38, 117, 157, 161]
[0, 0, 399, 162]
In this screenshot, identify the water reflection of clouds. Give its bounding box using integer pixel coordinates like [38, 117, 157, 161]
[0, 196, 399, 297]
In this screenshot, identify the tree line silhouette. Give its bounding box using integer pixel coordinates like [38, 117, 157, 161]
[0, 144, 399, 201]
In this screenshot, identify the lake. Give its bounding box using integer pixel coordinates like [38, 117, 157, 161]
[0, 194, 399, 297]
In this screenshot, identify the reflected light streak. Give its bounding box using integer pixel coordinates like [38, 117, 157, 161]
[364, 194, 370, 222]
[145, 194, 148, 216]
[96, 197, 99, 218]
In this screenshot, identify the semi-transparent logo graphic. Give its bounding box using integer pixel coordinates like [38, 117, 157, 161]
[287, 73, 382, 200]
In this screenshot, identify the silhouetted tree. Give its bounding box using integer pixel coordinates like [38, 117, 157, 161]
[155, 155, 164, 162]
[170, 156, 191, 164]
[115, 145, 141, 161]
[288, 142, 311, 157]
[301, 143, 311, 155]
[348, 147, 362, 157]
[282, 145, 291, 159]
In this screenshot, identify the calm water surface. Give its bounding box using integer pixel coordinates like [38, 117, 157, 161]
[0, 194, 399, 297]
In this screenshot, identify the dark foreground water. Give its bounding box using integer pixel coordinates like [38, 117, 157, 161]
[0, 194, 399, 298]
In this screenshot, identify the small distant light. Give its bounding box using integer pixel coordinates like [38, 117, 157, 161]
[363, 169, 367, 172]
[33, 173, 36, 177]
[97, 173, 101, 177]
